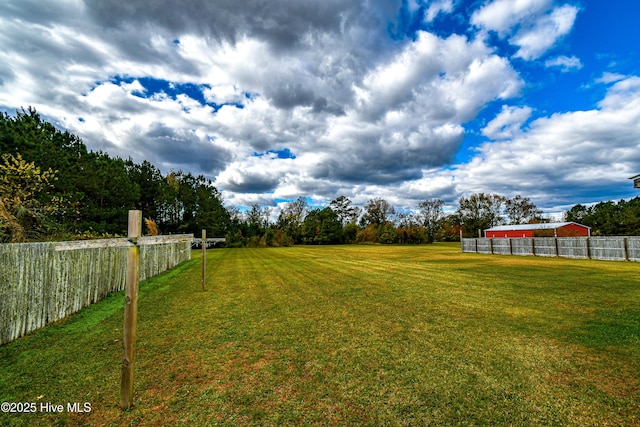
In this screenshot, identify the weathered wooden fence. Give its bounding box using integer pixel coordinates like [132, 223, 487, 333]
[462, 236, 640, 262]
[0, 239, 191, 346]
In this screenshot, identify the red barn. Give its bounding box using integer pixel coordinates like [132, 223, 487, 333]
[484, 222, 591, 238]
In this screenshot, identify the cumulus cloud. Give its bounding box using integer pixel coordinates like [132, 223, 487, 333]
[472, 0, 579, 60]
[203, 85, 245, 106]
[450, 76, 640, 208]
[511, 5, 578, 60]
[0, 0, 535, 209]
[216, 157, 291, 194]
[0, 0, 636, 213]
[354, 32, 522, 123]
[424, 0, 455, 23]
[471, 0, 552, 36]
[482, 105, 533, 140]
[83, 0, 353, 51]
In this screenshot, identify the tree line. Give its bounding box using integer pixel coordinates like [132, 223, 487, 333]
[1, 108, 638, 244]
[564, 199, 640, 236]
[1, 108, 232, 242]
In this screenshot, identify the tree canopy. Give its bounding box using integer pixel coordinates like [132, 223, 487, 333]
[0, 153, 59, 241]
[564, 198, 640, 236]
[0, 108, 229, 241]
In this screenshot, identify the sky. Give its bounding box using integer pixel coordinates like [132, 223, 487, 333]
[1, 0, 640, 218]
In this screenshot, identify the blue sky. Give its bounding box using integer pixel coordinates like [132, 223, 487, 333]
[1, 0, 639, 218]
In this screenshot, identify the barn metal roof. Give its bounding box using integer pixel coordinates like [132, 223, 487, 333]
[485, 222, 590, 232]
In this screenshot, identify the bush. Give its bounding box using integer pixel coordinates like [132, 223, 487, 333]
[343, 223, 359, 243]
[378, 223, 398, 244]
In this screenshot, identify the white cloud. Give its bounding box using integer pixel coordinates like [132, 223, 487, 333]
[471, 0, 551, 36]
[1, 0, 636, 213]
[544, 55, 583, 72]
[202, 28, 523, 206]
[0, 0, 525, 208]
[355, 32, 522, 122]
[596, 72, 627, 84]
[424, 0, 455, 23]
[216, 156, 294, 194]
[482, 105, 533, 140]
[596, 76, 640, 111]
[449, 76, 640, 208]
[512, 5, 578, 60]
[472, 0, 578, 60]
[203, 85, 244, 105]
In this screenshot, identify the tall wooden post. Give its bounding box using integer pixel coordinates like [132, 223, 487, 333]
[121, 210, 141, 409]
[202, 229, 206, 291]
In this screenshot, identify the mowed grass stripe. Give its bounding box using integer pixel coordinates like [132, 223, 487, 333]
[0, 244, 639, 426]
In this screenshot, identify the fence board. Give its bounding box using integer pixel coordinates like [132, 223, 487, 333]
[477, 238, 492, 254]
[492, 238, 511, 255]
[557, 238, 589, 259]
[0, 238, 191, 346]
[511, 238, 534, 256]
[628, 237, 640, 262]
[461, 239, 477, 253]
[588, 237, 627, 261]
[533, 237, 557, 257]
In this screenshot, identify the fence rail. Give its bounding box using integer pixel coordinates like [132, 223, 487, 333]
[462, 236, 640, 262]
[191, 237, 226, 249]
[0, 237, 191, 346]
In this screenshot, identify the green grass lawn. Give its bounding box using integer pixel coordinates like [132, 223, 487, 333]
[1, 243, 639, 426]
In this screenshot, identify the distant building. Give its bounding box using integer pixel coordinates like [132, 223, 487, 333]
[630, 174, 640, 188]
[484, 222, 591, 238]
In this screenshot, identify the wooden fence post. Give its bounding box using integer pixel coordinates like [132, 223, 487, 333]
[53, 216, 193, 410]
[202, 229, 206, 291]
[121, 210, 141, 410]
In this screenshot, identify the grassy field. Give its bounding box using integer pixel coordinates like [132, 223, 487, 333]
[1, 243, 639, 426]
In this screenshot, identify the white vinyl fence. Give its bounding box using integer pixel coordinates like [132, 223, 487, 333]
[462, 236, 640, 262]
[0, 239, 191, 345]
